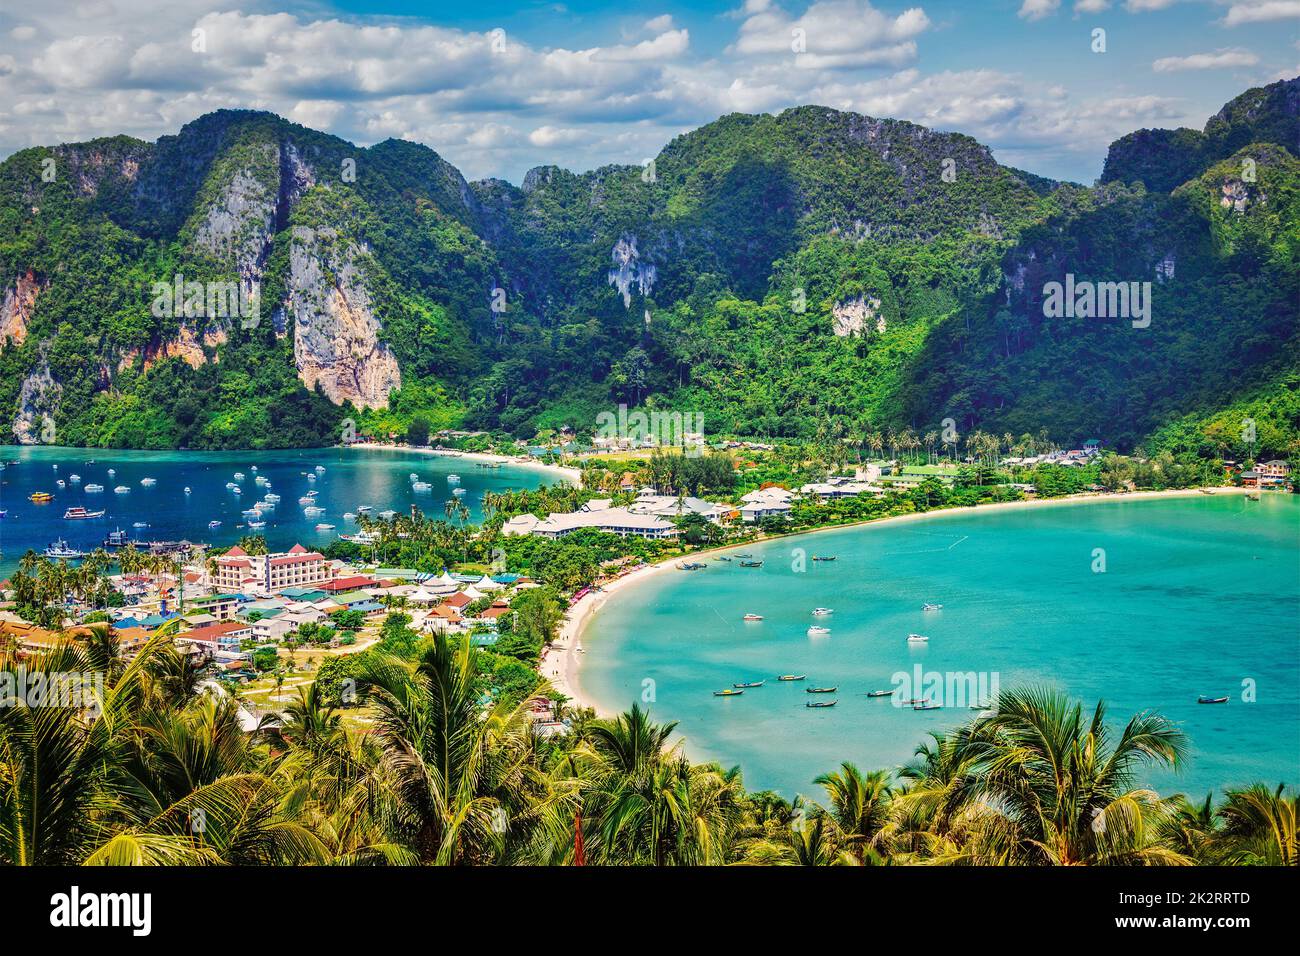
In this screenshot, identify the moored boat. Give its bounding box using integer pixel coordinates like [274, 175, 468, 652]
[913, 702, 942, 711]
[63, 507, 105, 519]
[866, 689, 894, 698]
[84, 483, 104, 492]
[734, 681, 765, 688]
[29, 491, 54, 503]
[907, 633, 929, 643]
[923, 602, 943, 611]
[777, 674, 806, 681]
[739, 559, 764, 568]
[806, 700, 837, 708]
[812, 607, 833, 616]
[713, 688, 744, 697]
[811, 555, 837, 562]
[44, 539, 84, 559]
[807, 625, 831, 635]
[1197, 695, 1230, 704]
[114, 486, 130, 494]
[806, 686, 837, 694]
[742, 613, 763, 621]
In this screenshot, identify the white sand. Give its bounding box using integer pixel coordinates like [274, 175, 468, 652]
[343, 441, 583, 486]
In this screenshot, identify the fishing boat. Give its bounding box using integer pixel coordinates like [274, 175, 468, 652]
[1197, 695, 1230, 704]
[84, 484, 104, 493]
[733, 681, 765, 688]
[812, 607, 833, 616]
[742, 613, 763, 621]
[806, 686, 837, 694]
[913, 702, 942, 711]
[208, 520, 222, 529]
[777, 674, 806, 681]
[716, 555, 732, 562]
[866, 689, 894, 698]
[806, 700, 837, 708]
[902, 698, 927, 705]
[677, 561, 707, 571]
[713, 688, 744, 697]
[114, 486, 131, 494]
[734, 553, 753, 558]
[44, 539, 84, 559]
[63, 507, 105, 519]
[907, 633, 930, 643]
[29, 491, 54, 503]
[139, 477, 156, 487]
[811, 555, 837, 562]
[922, 602, 943, 611]
[807, 625, 831, 636]
[739, 559, 764, 568]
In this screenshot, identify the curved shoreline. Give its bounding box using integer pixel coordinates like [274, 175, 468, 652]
[340, 441, 582, 486]
[546, 487, 1253, 714]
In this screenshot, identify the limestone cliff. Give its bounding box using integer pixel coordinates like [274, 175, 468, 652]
[287, 226, 400, 409]
[0, 270, 43, 349]
[12, 357, 62, 445]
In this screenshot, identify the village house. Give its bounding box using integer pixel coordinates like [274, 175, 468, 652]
[502, 505, 678, 539]
[739, 487, 794, 523]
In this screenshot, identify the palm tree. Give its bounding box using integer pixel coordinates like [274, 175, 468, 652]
[1213, 784, 1297, 865]
[813, 763, 894, 862]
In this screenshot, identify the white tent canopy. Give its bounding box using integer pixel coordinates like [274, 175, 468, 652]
[474, 574, 504, 592]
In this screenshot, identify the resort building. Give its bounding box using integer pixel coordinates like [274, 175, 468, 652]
[212, 544, 331, 594]
[1256, 460, 1292, 487]
[175, 620, 253, 656]
[800, 476, 881, 499]
[501, 501, 678, 539]
[739, 487, 794, 523]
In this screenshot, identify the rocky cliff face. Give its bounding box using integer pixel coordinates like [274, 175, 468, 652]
[0, 270, 43, 349]
[287, 226, 400, 409]
[832, 295, 884, 336]
[12, 357, 61, 444]
[608, 234, 657, 308]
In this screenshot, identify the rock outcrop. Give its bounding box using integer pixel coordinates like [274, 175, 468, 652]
[12, 357, 62, 444]
[0, 270, 43, 349]
[832, 295, 884, 337]
[608, 234, 657, 308]
[287, 226, 400, 409]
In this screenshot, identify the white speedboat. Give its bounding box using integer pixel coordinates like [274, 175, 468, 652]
[447, 474, 460, 483]
[315, 465, 325, 473]
[378, 509, 397, 519]
[247, 520, 266, 529]
[923, 602, 943, 611]
[114, 485, 130, 494]
[452, 487, 467, 496]
[409, 473, 420, 481]
[907, 633, 930, 643]
[315, 523, 335, 530]
[84, 483, 104, 493]
[69, 474, 80, 483]
[233, 472, 245, 481]
[357, 505, 372, 513]
[412, 481, 431, 491]
[343, 512, 357, 520]
[184, 486, 191, 495]
[812, 607, 833, 616]
[807, 625, 831, 636]
[743, 613, 764, 621]
[140, 477, 156, 487]
[208, 520, 222, 528]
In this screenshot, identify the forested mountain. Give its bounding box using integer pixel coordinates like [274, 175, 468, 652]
[0, 79, 1295, 456]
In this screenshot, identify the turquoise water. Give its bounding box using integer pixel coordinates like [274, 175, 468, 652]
[582, 495, 1300, 800]
[0, 445, 563, 575]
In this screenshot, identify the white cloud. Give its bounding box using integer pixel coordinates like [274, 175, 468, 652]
[1153, 48, 1260, 71]
[1019, 0, 1062, 20]
[733, 0, 930, 68]
[1221, 1, 1300, 25]
[1074, 0, 1112, 12]
[528, 125, 584, 147]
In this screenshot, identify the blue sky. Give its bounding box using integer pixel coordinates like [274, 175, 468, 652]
[0, 0, 1295, 183]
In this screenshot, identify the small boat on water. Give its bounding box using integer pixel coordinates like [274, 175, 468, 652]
[907, 633, 929, 643]
[923, 602, 944, 611]
[678, 561, 707, 571]
[132, 521, 149, 529]
[734, 681, 765, 688]
[713, 688, 744, 697]
[452, 487, 467, 496]
[139, 477, 156, 487]
[29, 491, 54, 503]
[742, 613, 763, 621]
[208, 520, 222, 529]
[378, 509, 397, 519]
[233, 472, 245, 481]
[304, 506, 325, 516]
[69, 474, 80, 483]
[807, 626, 831, 636]
[734, 553, 752, 558]
[739, 560, 764, 568]
[56, 479, 65, 488]
[717, 555, 732, 562]
[902, 698, 927, 706]
[85, 484, 104, 493]
[412, 481, 432, 491]
[63, 507, 105, 519]
[806, 700, 837, 708]
[184, 487, 191, 495]
[1197, 695, 1230, 704]
[811, 555, 837, 562]
[298, 496, 317, 505]
[447, 474, 461, 483]
[357, 505, 372, 513]
[343, 512, 357, 521]
[247, 520, 266, 529]
[409, 473, 420, 481]
[315, 523, 336, 530]
[777, 674, 806, 682]
[263, 493, 280, 502]
[107, 468, 115, 476]
[913, 702, 942, 711]
[307, 473, 316, 481]
[315, 465, 325, 473]
[114, 486, 131, 494]
[807, 686, 837, 694]
[866, 690, 894, 698]
[812, 607, 833, 616]
[45, 539, 84, 559]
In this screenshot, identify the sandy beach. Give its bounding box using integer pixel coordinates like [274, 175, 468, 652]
[545, 486, 1251, 714]
[342, 440, 583, 486]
